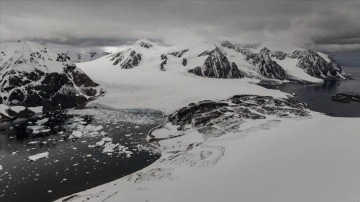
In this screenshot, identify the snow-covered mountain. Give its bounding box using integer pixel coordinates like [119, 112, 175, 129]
[60, 49, 110, 63]
[0, 41, 102, 120]
[0, 39, 347, 119]
[86, 39, 348, 83]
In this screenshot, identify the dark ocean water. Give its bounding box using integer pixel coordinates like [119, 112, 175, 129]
[0, 107, 164, 202]
[260, 63, 360, 117]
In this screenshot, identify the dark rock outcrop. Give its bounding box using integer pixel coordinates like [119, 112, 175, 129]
[330, 93, 360, 103]
[164, 95, 309, 138]
[139, 42, 153, 49]
[160, 54, 167, 71]
[182, 58, 187, 66]
[245, 48, 287, 80]
[188, 47, 244, 79]
[169, 49, 188, 58]
[110, 49, 142, 69]
[221, 41, 349, 81]
[289, 50, 348, 79]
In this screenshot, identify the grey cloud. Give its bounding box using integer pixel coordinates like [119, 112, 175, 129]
[0, 0, 359, 52]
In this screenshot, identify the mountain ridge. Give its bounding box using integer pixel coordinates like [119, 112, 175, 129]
[92, 39, 348, 82]
[0, 40, 102, 120]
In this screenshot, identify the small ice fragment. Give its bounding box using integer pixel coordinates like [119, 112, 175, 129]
[28, 152, 49, 161]
[94, 125, 103, 131]
[69, 131, 83, 139]
[40, 129, 51, 133]
[102, 142, 119, 153]
[95, 137, 112, 147]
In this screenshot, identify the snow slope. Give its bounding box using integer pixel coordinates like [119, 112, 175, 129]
[77, 40, 287, 114]
[47, 43, 111, 63]
[61, 49, 110, 63]
[57, 112, 360, 202]
[274, 57, 323, 83]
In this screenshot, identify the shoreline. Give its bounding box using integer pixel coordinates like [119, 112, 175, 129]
[55, 110, 360, 202]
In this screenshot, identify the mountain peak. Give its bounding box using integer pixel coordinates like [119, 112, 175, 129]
[0, 41, 101, 115]
[135, 39, 155, 49]
[0, 40, 74, 73]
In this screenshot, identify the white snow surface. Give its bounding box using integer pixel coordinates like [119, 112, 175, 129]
[317, 51, 331, 63]
[274, 57, 323, 83]
[56, 47, 109, 63]
[0, 41, 73, 73]
[77, 40, 287, 114]
[56, 112, 360, 202]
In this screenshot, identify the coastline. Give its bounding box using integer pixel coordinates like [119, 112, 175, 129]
[56, 111, 360, 202]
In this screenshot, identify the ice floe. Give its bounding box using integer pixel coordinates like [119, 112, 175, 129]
[28, 152, 49, 161]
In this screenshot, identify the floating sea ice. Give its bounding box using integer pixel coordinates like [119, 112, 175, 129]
[36, 118, 49, 125]
[40, 129, 51, 133]
[69, 131, 83, 139]
[95, 137, 112, 147]
[28, 152, 49, 161]
[94, 125, 103, 131]
[102, 142, 119, 153]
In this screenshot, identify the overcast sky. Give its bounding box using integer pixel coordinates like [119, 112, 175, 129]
[1, 0, 359, 52]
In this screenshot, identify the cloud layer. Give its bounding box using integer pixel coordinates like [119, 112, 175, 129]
[1, 0, 359, 52]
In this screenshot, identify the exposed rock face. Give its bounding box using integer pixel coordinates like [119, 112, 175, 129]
[139, 41, 153, 49]
[182, 58, 187, 66]
[160, 54, 167, 71]
[0, 41, 101, 118]
[163, 95, 309, 138]
[289, 50, 347, 79]
[110, 49, 142, 69]
[169, 49, 188, 58]
[221, 41, 348, 81]
[330, 93, 360, 103]
[188, 48, 244, 79]
[101, 40, 347, 82]
[245, 48, 287, 80]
